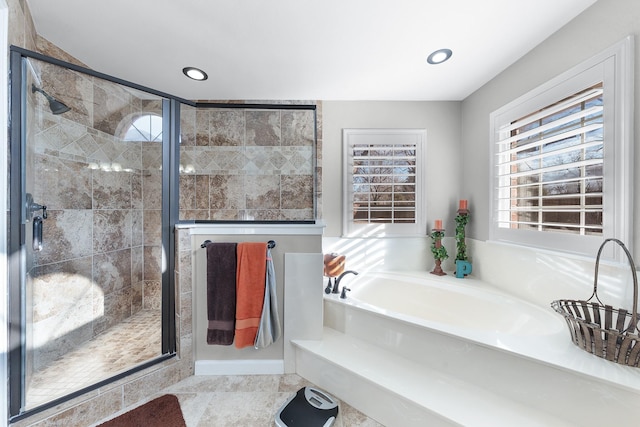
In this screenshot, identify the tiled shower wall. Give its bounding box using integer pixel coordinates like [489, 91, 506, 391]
[179, 104, 321, 221]
[28, 60, 163, 371]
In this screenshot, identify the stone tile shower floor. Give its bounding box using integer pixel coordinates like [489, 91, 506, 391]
[26, 310, 162, 410]
[96, 373, 384, 427]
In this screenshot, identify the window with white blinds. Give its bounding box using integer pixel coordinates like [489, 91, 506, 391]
[343, 129, 426, 237]
[489, 37, 633, 259]
[495, 83, 604, 235]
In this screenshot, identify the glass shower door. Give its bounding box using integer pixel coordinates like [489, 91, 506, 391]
[12, 54, 168, 414]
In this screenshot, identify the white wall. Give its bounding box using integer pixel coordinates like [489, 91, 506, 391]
[322, 101, 463, 236]
[321, 101, 462, 272]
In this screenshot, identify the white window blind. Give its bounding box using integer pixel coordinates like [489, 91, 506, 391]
[495, 84, 604, 236]
[489, 37, 633, 259]
[352, 144, 417, 224]
[343, 129, 426, 237]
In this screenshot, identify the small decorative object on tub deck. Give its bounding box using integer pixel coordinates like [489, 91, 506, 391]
[430, 223, 447, 276]
[551, 238, 640, 367]
[323, 253, 346, 294]
[455, 200, 471, 278]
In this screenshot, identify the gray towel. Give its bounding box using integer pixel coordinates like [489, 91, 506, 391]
[254, 248, 281, 349]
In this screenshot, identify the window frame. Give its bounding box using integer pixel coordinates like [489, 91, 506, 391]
[342, 128, 427, 237]
[489, 37, 634, 260]
[123, 113, 163, 142]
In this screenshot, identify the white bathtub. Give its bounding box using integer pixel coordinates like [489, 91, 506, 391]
[323, 271, 640, 388]
[309, 270, 640, 426]
[341, 271, 562, 337]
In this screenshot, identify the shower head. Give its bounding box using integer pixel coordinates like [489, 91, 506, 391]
[31, 84, 71, 115]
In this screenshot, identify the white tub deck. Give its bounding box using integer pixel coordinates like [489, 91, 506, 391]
[293, 272, 640, 427]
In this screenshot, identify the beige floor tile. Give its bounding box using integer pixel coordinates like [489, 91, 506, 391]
[26, 310, 161, 410]
[164, 374, 383, 426]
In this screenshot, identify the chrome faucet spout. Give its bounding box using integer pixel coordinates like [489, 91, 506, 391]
[332, 270, 359, 294]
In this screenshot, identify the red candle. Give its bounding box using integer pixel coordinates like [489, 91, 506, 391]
[434, 219, 442, 230]
[459, 199, 468, 210]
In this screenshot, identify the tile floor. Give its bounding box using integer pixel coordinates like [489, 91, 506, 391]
[26, 310, 162, 410]
[94, 373, 384, 427]
[25, 309, 383, 426]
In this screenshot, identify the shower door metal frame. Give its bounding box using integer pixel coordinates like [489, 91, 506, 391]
[7, 46, 181, 421]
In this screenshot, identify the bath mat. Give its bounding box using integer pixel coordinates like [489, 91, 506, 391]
[97, 394, 186, 427]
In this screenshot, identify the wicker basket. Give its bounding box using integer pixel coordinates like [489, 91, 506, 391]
[551, 238, 640, 367]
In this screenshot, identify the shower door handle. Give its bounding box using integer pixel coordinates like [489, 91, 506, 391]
[33, 215, 43, 251]
[26, 193, 48, 219]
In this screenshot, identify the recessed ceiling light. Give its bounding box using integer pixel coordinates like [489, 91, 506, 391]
[182, 67, 208, 81]
[427, 49, 453, 65]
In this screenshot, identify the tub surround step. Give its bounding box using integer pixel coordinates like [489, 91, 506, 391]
[323, 292, 640, 426]
[293, 328, 570, 427]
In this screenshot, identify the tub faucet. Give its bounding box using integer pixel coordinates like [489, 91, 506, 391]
[332, 270, 358, 294]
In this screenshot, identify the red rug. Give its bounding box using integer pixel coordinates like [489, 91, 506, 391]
[98, 394, 186, 427]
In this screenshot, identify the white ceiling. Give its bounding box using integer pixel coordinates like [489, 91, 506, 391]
[27, 0, 598, 101]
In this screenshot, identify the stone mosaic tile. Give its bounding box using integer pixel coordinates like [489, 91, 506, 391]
[94, 249, 129, 293]
[281, 175, 313, 209]
[180, 209, 210, 221]
[93, 83, 133, 137]
[245, 175, 280, 210]
[179, 174, 196, 210]
[93, 170, 133, 209]
[143, 280, 162, 311]
[33, 154, 92, 210]
[131, 209, 144, 247]
[131, 246, 144, 283]
[25, 310, 161, 411]
[37, 209, 93, 265]
[141, 141, 162, 170]
[210, 109, 244, 146]
[143, 170, 162, 210]
[196, 109, 210, 146]
[245, 209, 281, 221]
[195, 175, 210, 209]
[246, 110, 281, 146]
[94, 287, 134, 335]
[282, 110, 315, 146]
[131, 172, 143, 209]
[93, 209, 133, 253]
[209, 209, 240, 220]
[180, 106, 197, 146]
[143, 246, 162, 281]
[177, 103, 320, 221]
[209, 175, 245, 209]
[143, 209, 162, 242]
[280, 208, 315, 221]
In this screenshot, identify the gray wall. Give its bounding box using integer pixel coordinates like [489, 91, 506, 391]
[322, 101, 463, 237]
[461, 0, 640, 253]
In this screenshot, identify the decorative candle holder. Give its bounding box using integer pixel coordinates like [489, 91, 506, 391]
[455, 200, 471, 278]
[430, 228, 448, 276]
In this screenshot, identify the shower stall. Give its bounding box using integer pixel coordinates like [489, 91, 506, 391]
[8, 45, 318, 423]
[8, 48, 178, 419]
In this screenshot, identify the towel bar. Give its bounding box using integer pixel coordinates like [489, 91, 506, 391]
[200, 239, 276, 249]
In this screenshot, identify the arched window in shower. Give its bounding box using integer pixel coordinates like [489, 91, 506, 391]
[8, 48, 178, 420]
[123, 113, 163, 142]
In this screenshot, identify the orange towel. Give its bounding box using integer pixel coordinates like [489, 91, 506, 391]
[235, 242, 267, 348]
